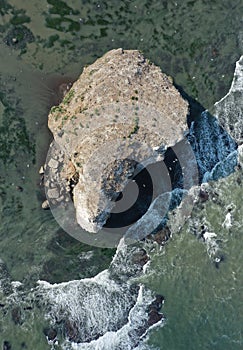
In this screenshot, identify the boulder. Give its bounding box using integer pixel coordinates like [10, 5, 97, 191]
[147, 294, 165, 326]
[47, 49, 189, 232]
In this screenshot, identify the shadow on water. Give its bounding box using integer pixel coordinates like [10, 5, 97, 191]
[174, 82, 205, 126]
[105, 85, 238, 231]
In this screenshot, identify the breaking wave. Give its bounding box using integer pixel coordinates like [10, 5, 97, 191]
[187, 111, 238, 183]
[35, 239, 165, 349]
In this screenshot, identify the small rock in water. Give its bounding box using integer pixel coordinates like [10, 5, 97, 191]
[199, 187, 209, 202]
[16, 186, 23, 192]
[43, 327, 58, 341]
[214, 255, 225, 269]
[3, 341, 11, 350]
[147, 227, 171, 245]
[64, 320, 79, 342]
[150, 294, 165, 310]
[42, 199, 50, 210]
[11, 306, 22, 325]
[0, 259, 13, 295]
[148, 310, 163, 326]
[39, 165, 45, 174]
[132, 248, 149, 266]
[147, 294, 165, 326]
[59, 82, 73, 98]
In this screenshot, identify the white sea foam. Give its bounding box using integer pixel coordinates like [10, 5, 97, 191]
[202, 231, 219, 258]
[35, 240, 164, 349]
[37, 271, 135, 343]
[238, 144, 243, 165]
[62, 285, 162, 350]
[78, 250, 94, 261]
[215, 55, 243, 144]
[222, 212, 232, 229]
[203, 231, 217, 241]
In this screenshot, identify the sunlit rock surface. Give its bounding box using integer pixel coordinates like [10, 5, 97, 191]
[47, 49, 189, 232]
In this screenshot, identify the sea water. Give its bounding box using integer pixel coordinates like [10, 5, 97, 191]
[0, 1, 242, 349]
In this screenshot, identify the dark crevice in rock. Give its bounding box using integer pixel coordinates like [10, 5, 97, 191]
[104, 164, 153, 229]
[68, 170, 79, 202]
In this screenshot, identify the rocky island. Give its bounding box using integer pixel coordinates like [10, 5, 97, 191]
[45, 49, 189, 233]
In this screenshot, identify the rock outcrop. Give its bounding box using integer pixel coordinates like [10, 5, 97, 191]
[47, 49, 189, 233]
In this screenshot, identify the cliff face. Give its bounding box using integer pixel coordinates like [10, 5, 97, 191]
[47, 49, 189, 233]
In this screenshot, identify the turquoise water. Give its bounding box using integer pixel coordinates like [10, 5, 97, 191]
[0, 0, 242, 349]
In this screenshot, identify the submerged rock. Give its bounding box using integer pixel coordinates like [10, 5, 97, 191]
[147, 294, 165, 326]
[3, 26, 34, 50]
[2, 341, 11, 350]
[147, 226, 171, 245]
[199, 187, 209, 202]
[11, 306, 22, 325]
[0, 259, 12, 295]
[47, 49, 189, 233]
[43, 327, 57, 341]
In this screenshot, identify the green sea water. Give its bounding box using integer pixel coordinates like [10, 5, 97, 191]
[0, 0, 242, 349]
[142, 164, 243, 349]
